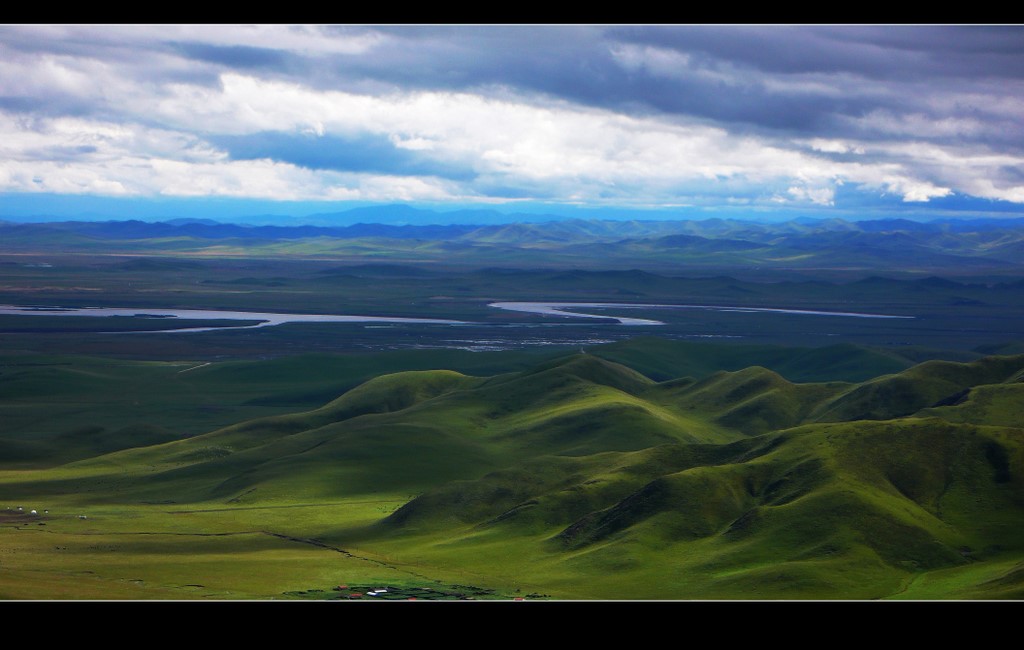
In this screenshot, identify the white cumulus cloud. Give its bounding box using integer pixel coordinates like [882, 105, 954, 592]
[1, 25, 1023, 209]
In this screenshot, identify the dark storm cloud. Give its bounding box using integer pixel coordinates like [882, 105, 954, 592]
[173, 24, 1015, 148]
[170, 43, 291, 70]
[0, 97, 48, 113]
[823, 25, 1024, 74]
[0, 94, 109, 120]
[1002, 165, 1024, 183]
[20, 144, 99, 162]
[2, 24, 1022, 207]
[0, 26, 224, 120]
[577, 25, 1024, 149]
[274, 26, 619, 98]
[607, 25, 1024, 81]
[0, 25, 132, 58]
[52, 144, 97, 157]
[208, 131, 478, 181]
[4, 24, 1019, 141]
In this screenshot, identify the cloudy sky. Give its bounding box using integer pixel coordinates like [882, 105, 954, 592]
[1, 24, 1023, 222]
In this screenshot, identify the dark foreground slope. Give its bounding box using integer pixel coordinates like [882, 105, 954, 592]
[1, 352, 1023, 599]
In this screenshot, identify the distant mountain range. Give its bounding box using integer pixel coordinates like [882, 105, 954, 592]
[4, 214, 1024, 273]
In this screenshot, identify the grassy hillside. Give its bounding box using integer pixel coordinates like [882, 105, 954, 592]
[2, 338, 949, 468]
[1, 351, 1022, 600]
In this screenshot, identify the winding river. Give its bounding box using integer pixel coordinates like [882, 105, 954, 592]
[0, 301, 913, 334]
[0, 305, 467, 333]
[487, 301, 914, 325]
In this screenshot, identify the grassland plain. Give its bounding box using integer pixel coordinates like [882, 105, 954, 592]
[1, 351, 1022, 600]
[1, 225, 1022, 602]
[2, 253, 1022, 360]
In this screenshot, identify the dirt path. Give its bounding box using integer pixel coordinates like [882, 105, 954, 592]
[166, 499, 403, 514]
[176, 362, 211, 374]
[262, 531, 438, 582]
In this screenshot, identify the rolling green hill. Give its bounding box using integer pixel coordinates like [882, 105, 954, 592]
[1, 351, 1022, 599]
